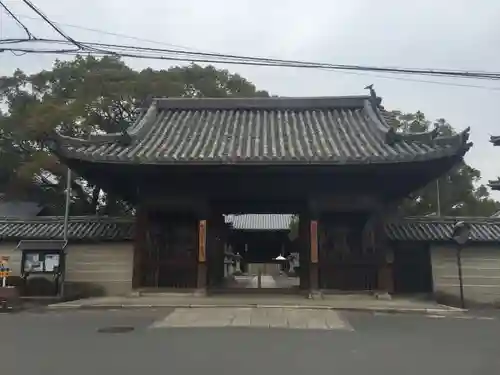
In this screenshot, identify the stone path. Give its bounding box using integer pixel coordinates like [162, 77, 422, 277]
[230, 274, 299, 288]
[247, 275, 277, 288]
[150, 307, 353, 330]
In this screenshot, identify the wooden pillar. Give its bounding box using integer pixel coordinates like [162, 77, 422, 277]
[132, 206, 148, 289]
[197, 219, 207, 290]
[309, 219, 319, 291]
[378, 249, 394, 293]
[209, 213, 227, 287]
[372, 210, 394, 293]
[298, 214, 310, 290]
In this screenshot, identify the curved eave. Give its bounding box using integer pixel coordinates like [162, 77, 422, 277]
[49, 129, 472, 166]
[490, 135, 500, 146]
[48, 102, 158, 150]
[489, 179, 500, 191]
[51, 144, 471, 166]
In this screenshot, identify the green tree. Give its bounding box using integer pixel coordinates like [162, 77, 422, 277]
[0, 56, 269, 215]
[391, 111, 499, 216]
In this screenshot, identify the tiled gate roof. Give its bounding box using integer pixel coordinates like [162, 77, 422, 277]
[224, 214, 294, 230]
[0, 217, 134, 242]
[51, 95, 472, 165]
[386, 217, 500, 242]
[0, 216, 498, 243]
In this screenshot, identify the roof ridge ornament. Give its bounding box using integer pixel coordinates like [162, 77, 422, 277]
[385, 119, 472, 152]
[387, 127, 440, 146]
[364, 84, 388, 131]
[490, 135, 500, 146]
[364, 84, 382, 110]
[489, 134, 500, 190]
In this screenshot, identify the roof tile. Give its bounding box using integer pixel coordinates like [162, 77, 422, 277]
[0, 216, 497, 243]
[225, 214, 294, 230]
[53, 96, 471, 165]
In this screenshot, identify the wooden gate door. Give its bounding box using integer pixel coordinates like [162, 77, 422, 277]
[319, 224, 378, 291]
[393, 243, 433, 294]
[141, 214, 198, 289]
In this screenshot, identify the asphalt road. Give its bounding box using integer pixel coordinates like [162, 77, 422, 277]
[1, 308, 499, 375]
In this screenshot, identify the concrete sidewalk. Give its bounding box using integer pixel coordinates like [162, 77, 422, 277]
[47, 293, 465, 315]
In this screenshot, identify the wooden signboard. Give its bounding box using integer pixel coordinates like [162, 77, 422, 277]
[198, 220, 207, 263]
[310, 220, 318, 264]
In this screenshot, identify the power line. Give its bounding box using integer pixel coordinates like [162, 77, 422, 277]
[53, 40, 500, 79]
[7, 15, 500, 91]
[15, 12, 211, 53]
[18, 0, 88, 51]
[3, 37, 500, 82]
[324, 69, 500, 91]
[2, 2, 500, 80]
[0, 0, 35, 39]
[2, 2, 500, 88]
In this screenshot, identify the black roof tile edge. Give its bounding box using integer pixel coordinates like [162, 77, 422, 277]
[0, 216, 498, 243]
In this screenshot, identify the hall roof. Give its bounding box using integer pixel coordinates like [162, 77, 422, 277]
[225, 214, 294, 231]
[489, 179, 500, 191]
[490, 135, 500, 146]
[50, 93, 472, 166]
[489, 135, 500, 190]
[0, 215, 498, 243]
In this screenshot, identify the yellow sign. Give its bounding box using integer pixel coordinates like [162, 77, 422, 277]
[0, 270, 10, 278]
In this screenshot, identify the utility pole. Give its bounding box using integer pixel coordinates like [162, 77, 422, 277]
[452, 221, 471, 309]
[63, 168, 71, 242]
[436, 179, 441, 217]
[59, 168, 72, 298]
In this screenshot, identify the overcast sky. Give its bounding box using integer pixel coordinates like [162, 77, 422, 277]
[1, 0, 500, 198]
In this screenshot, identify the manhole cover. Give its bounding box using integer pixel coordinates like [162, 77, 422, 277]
[97, 326, 135, 334]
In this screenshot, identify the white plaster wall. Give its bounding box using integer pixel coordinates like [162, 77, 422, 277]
[65, 242, 134, 296]
[431, 244, 500, 306]
[0, 241, 134, 296]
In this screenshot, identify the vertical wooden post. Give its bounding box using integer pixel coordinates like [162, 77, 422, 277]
[197, 219, 207, 291]
[309, 219, 319, 291]
[378, 248, 394, 294]
[373, 211, 394, 294]
[198, 220, 207, 263]
[310, 220, 318, 264]
[132, 207, 148, 290]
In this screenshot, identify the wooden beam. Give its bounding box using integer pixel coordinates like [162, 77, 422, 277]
[309, 194, 383, 212]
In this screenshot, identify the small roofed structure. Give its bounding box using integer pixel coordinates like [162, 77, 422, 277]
[45, 89, 473, 293]
[489, 135, 500, 191]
